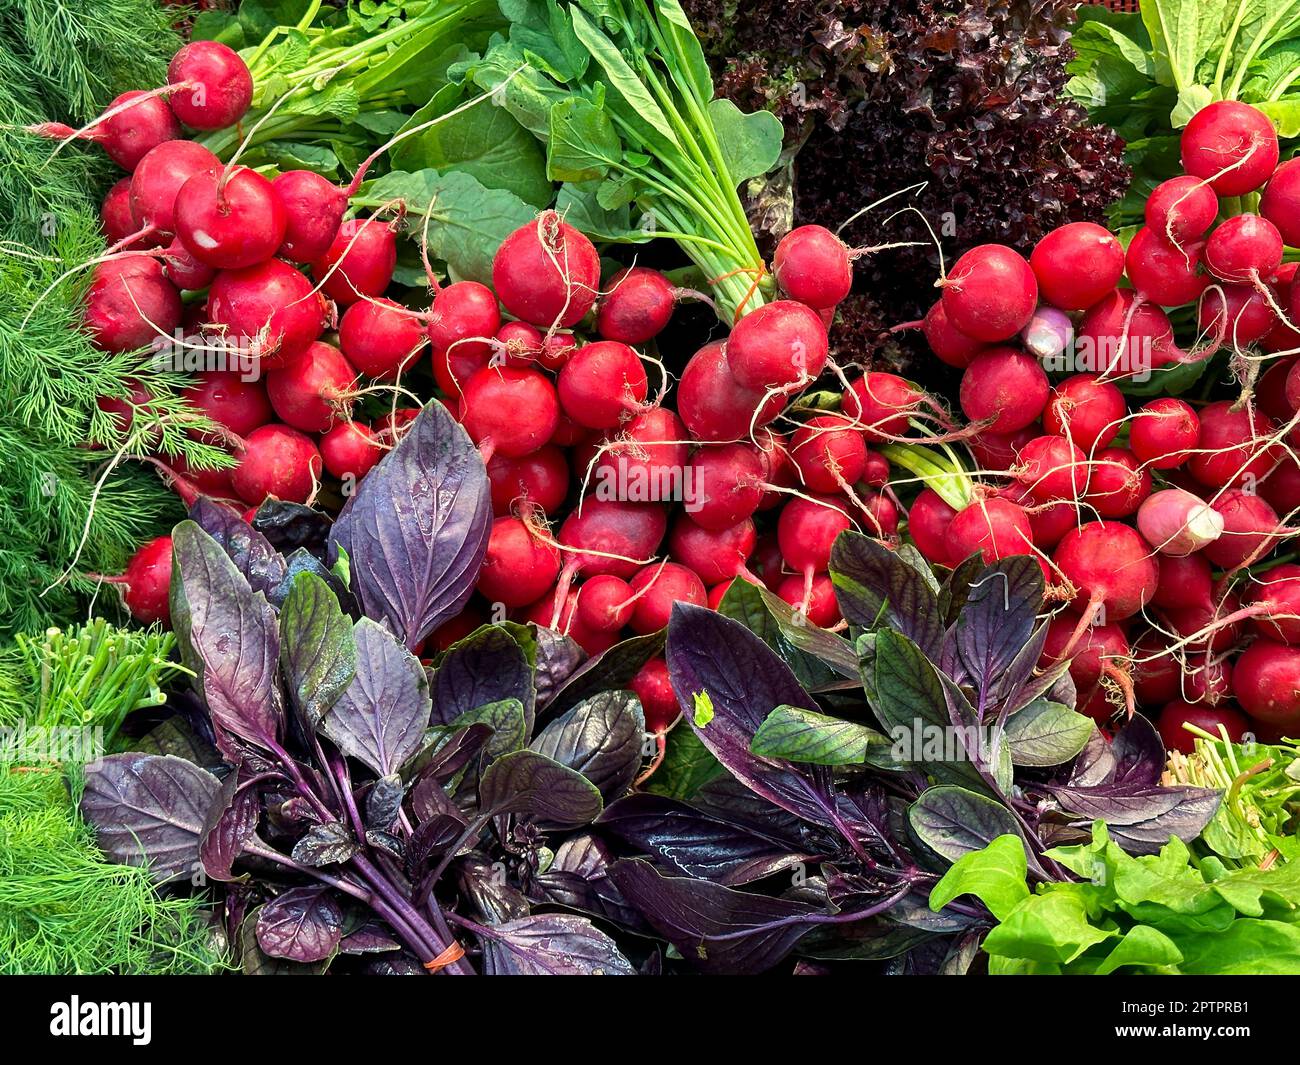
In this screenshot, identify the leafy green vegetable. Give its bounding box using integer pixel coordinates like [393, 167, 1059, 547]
[931, 824, 1300, 974]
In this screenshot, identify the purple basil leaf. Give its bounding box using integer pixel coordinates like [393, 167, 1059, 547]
[199, 770, 262, 881]
[1110, 713, 1167, 787]
[952, 556, 1042, 707]
[692, 776, 811, 848]
[543, 630, 664, 715]
[430, 626, 534, 731]
[906, 785, 1024, 864]
[365, 773, 405, 829]
[189, 497, 287, 598]
[271, 548, 355, 612]
[1068, 728, 1118, 788]
[362, 954, 424, 975]
[530, 834, 651, 932]
[528, 690, 644, 800]
[322, 617, 431, 776]
[81, 753, 220, 883]
[279, 570, 357, 729]
[407, 813, 465, 871]
[256, 885, 345, 963]
[239, 911, 331, 975]
[339, 923, 401, 955]
[251, 500, 331, 556]
[365, 828, 405, 861]
[171, 520, 285, 753]
[609, 858, 824, 974]
[1053, 785, 1221, 855]
[532, 627, 588, 706]
[829, 532, 944, 660]
[598, 793, 820, 886]
[475, 913, 637, 975]
[457, 854, 532, 923]
[291, 821, 358, 866]
[328, 401, 491, 651]
[477, 749, 604, 827]
[666, 604, 844, 831]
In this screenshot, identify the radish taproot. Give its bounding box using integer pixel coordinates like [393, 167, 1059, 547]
[231, 424, 323, 505]
[596, 267, 677, 344]
[959, 348, 1049, 433]
[942, 244, 1038, 340]
[83, 256, 181, 353]
[460, 366, 559, 461]
[725, 299, 829, 390]
[174, 165, 287, 270]
[1181, 100, 1280, 196]
[339, 298, 425, 379]
[557, 342, 648, 429]
[1129, 398, 1200, 469]
[477, 517, 562, 609]
[313, 217, 397, 305]
[1029, 222, 1125, 311]
[266, 341, 357, 433]
[493, 212, 601, 329]
[772, 224, 853, 310]
[167, 41, 254, 131]
[206, 258, 328, 368]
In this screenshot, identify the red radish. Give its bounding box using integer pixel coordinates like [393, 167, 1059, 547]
[941, 244, 1038, 341]
[725, 299, 829, 390]
[945, 497, 1035, 565]
[477, 517, 562, 609]
[790, 414, 867, 493]
[460, 366, 559, 460]
[589, 409, 689, 494]
[574, 575, 636, 632]
[1053, 520, 1159, 620]
[184, 370, 272, 438]
[688, 443, 765, 531]
[487, 446, 569, 516]
[968, 424, 1037, 471]
[1261, 158, 1300, 246]
[424, 606, 485, 653]
[231, 424, 322, 504]
[1198, 283, 1276, 346]
[959, 348, 1049, 433]
[1129, 398, 1199, 470]
[427, 281, 501, 380]
[1158, 701, 1247, 754]
[1077, 290, 1180, 377]
[1167, 591, 1245, 656]
[320, 421, 382, 481]
[1124, 227, 1209, 306]
[272, 171, 347, 263]
[95, 380, 154, 437]
[1137, 488, 1223, 556]
[1084, 448, 1150, 518]
[557, 342, 648, 429]
[114, 536, 174, 625]
[1183, 655, 1235, 705]
[266, 341, 356, 433]
[667, 516, 756, 585]
[1040, 615, 1130, 692]
[1244, 564, 1300, 645]
[755, 429, 797, 509]
[167, 41, 254, 130]
[1015, 435, 1086, 503]
[102, 178, 158, 247]
[1261, 452, 1300, 516]
[1133, 631, 1182, 705]
[33, 90, 181, 172]
[557, 499, 668, 582]
[550, 413, 593, 449]
[522, 590, 617, 655]
[1263, 267, 1300, 354]
[749, 534, 786, 590]
[844, 372, 923, 442]
[128, 140, 220, 237]
[1234, 639, 1300, 729]
[776, 572, 841, 627]
[160, 237, 216, 290]
[1025, 497, 1077, 550]
[173, 166, 287, 270]
[1203, 214, 1283, 283]
[164, 452, 235, 499]
[539, 331, 579, 371]
[596, 267, 677, 343]
[492, 212, 601, 328]
[861, 449, 889, 488]
[1187, 401, 1277, 488]
[1029, 222, 1124, 311]
[918, 299, 985, 367]
[630, 657, 679, 733]
[778, 495, 852, 578]
[627, 562, 707, 634]
[376, 407, 421, 445]
[495, 321, 544, 365]
[1204, 489, 1279, 569]
[1145, 176, 1219, 244]
[1042, 374, 1125, 453]
[338, 298, 424, 379]
[313, 217, 396, 305]
[772, 225, 853, 310]
[1181, 101, 1280, 196]
[677, 340, 782, 441]
[862, 492, 899, 537]
[708, 580, 733, 610]
[1077, 686, 1117, 725]
[1020, 306, 1074, 361]
[83, 256, 181, 353]
[206, 258, 328, 367]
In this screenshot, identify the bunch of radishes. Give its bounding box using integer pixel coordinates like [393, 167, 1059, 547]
[902, 100, 1300, 750]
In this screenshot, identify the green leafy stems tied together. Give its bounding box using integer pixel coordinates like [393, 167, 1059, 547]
[467, 0, 783, 323]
